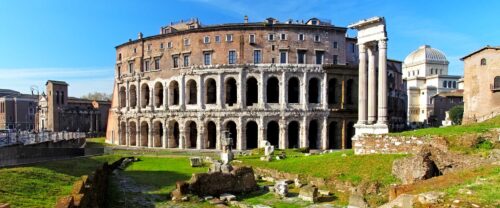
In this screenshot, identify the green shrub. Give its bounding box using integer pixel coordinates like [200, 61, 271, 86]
[476, 140, 494, 150]
[449, 105, 464, 125]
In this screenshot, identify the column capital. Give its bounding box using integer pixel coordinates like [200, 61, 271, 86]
[378, 39, 388, 49]
[358, 43, 367, 52]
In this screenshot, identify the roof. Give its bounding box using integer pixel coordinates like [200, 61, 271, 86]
[0, 93, 38, 100]
[403, 45, 449, 67]
[460, 45, 500, 60]
[433, 89, 464, 98]
[0, 89, 20, 97]
[46, 80, 68, 86]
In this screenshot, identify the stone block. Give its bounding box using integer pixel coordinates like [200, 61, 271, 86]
[298, 184, 318, 202]
[220, 193, 236, 201]
[190, 157, 203, 167]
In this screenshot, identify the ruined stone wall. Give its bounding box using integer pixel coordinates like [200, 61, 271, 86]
[353, 135, 448, 155]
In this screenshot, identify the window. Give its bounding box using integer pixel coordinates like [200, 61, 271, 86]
[298, 33, 305, 41]
[173, 56, 179, 68]
[160, 43, 164, 49]
[253, 50, 262, 64]
[481, 58, 487, 66]
[249, 34, 256, 44]
[314, 34, 320, 42]
[297, 50, 306, 64]
[453, 81, 457, 88]
[118, 53, 122, 61]
[183, 38, 190, 46]
[333, 41, 338, 48]
[226, 34, 233, 42]
[268, 33, 275, 41]
[147, 44, 151, 51]
[183, 55, 190, 67]
[443, 81, 447, 88]
[203, 52, 212, 65]
[280, 33, 287, 40]
[228, 51, 236, 64]
[215, 35, 221, 43]
[128, 62, 134, 73]
[167, 42, 173, 48]
[203, 36, 210, 44]
[143, 60, 150, 72]
[333, 55, 338, 64]
[494, 76, 500, 89]
[280, 51, 288, 64]
[133, 48, 137, 53]
[154, 58, 160, 70]
[351, 43, 356, 52]
[315, 51, 324, 64]
[61, 92, 64, 104]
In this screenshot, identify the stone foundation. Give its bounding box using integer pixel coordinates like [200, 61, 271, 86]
[353, 134, 448, 155]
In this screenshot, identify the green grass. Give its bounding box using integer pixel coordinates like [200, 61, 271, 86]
[85, 137, 111, 148]
[0, 155, 122, 207]
[239, 150, 406, 186]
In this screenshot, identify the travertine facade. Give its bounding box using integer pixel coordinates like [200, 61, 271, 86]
[461, 46, 500, 123]
[106, 17, 359, 150]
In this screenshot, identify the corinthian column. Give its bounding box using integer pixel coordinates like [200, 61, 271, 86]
[357, 44, 368, 125]
[377, 39, 388, 125]
[367, 45, 377, 124]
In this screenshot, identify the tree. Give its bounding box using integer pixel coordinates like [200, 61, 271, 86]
[81, 92, 112, 101]
[449, 105, 464, 125]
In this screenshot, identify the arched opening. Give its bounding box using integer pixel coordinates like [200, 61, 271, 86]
[328, 79, 337, 104]
[153, 121, 163, 147]
[288, 77, 300, 103]
[328, 121, 341, 149]
[186, 121, 197, 148]
[308, 78, 320, 103]
[119, 87, 126, 108]
[288, 121, 300, 148]
[154, 82, 164, 108]
[140, 121, 149, 147]
[120, 122, 126, 145]
[141, 84, 150, 108]
[346, 122, 355, 149]
[169, 81, 179, 105]
[246, 121, 258, 149]
[225, 78, 237, 106]
[346, 79, 354, 104]
[129, 85, 137, 109]
[206, 121, 217, 149]
[205, 78, 217, 104]
[246, 77, 258, 106]
[308, 120, 319, 149]
[267, 121, 279, 147]
[226, 121, 237, 149]
[169, 121, 179, 148]
[129, 121, 137, 146]
[186, 80, 197, 105]
[267, 77, 280, 103]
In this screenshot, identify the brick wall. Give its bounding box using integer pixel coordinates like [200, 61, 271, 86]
[353, 135, 448, 155]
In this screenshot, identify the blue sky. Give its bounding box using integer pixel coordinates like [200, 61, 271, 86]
[0, 0, 498, 96]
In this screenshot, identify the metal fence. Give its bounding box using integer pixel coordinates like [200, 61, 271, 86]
[0, 131, 86, 147]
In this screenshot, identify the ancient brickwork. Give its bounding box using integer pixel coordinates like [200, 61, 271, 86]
[353, 135, 448, 155]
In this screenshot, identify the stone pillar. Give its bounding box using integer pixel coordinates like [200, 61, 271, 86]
[321, 117, 328, 150]
[300, 117, 308, 148]
[179, 76, 186, 110]
[341, 77, 345, 110]
[238, 71, 245, 109]
[197, 125, 204, 149]
[216, 118, 222, 150]
[164, 84, 168, 110]
[357, 44, 367, 124]
[136, 121, 140, 147]
[302, 73, 308, 109]
[377, 39, 388, 125]
[125, 121, 129, 146]
[258, 117, 265, 148]
[217, 74, 224, 109]
[259, 73, 265, 108]
[280, 72, 286, 109]
[342, 119, 347, 149]
[150, 84, 154, 110]
[163, 120, 168, 148]
[367, 45, 377, 124]
[137, 79, 141, 113]
[179, 123, 185, 149]
[126, 81, 130, 111]
[198, 76, 204, 109]
[237, 117, 243, 150]
[148, 120, 153, 147]
[322, 73, 328, 109]
[279, 118, 287, 149]
[239, 117, 246, 150]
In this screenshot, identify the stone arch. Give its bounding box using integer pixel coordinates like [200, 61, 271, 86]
[288, 77, 300, 103]
[153, 120, 163, 147]
[246, 77, 258, 106]
[129, 121, 137, 146]
[120, 122, 126, 145]
[141, 84, 150, 108]
[308, 77, 321, 103]
[308, 119, 319, 149]
[205, 78, 217, 104]
[129, 85, 137, 109]
[206, 121, 217, 149]
[225, 120, 237, 149]
[169, 81, 179, 105]
[140, 121, 149, 147]
[328, 78, 337, 104]
[169, 120, 180, 148]
[346, 121, 355, 149]
[267, 120, 279, 147]
[186, 79, 197, 105]
[267, 76, 280, 103]
[328, 121, 341, 149]
[288, 121, 300, 148]
[154, 82, 164, 108]
[119, 86, 126, 108]
[246, 121, 258, 149]
[225, 77, 237, 106]
[185, 120, 198, 148]
[346, 79, 355, 104]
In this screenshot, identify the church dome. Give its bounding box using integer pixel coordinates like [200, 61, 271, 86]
[403, 45, 449, 67]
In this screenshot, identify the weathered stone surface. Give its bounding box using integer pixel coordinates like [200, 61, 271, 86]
[379, 194, 415, 208]
[392, 146, 442, 184]
[274, 180, 288, 197]
[209, 161, 222, 173]
[188, 166, 257, 196]
[190, 157, 203, 167]
[318, 189, 330, 196]
[347, 193, 368, 208]
[221, 164, 233, 173]
[220, 193, 236, 201]
[299, 184, 318, 202]
[417, 191, 444, 204]
[55, 196, 73, 208]
[294, 178, 305, 188]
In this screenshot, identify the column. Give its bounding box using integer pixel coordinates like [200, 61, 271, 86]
[237, 117, 243, 150]
[238, 71, 245, 109]
[279, 118, 287, 149]
[259, 73, 265, 108]
[280, 72, 286, 109]
[357, 44, 367, 125]
[125, 121, 129, 146]
[197, 125, 204, 149]
[300, 117, 308, 148]
[322, 73, 328, 109]
[179, 76, 185, 110]
[148, 120, 152, 147]
[301, 73, 308, 110]
[341, 78, 345, 110]
[198, 76, 204, 109]
[162, 120, 168, 148]
[367, 45, 377, 124]
[150, 84, 154, 110]
[377, 39, 388, 125]
[164, 85, 168, 110]
[217, 74, 224, 109]
[341, 119, 347, 149]
[136, 121, 140, 147]
[126, 81, 130, 110]
[179, 123, 185, 149]
[216, 118, 222, 150]
[137, 79, 141, 112]
[321, 117, 328, 150]
[258, 117, 265, 148]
